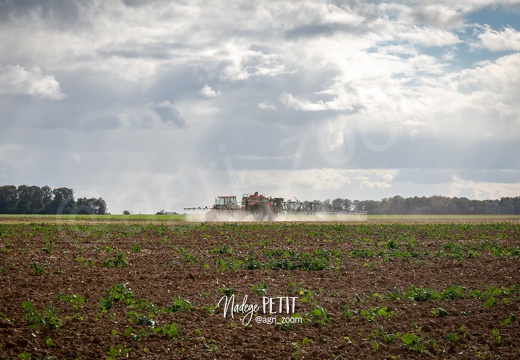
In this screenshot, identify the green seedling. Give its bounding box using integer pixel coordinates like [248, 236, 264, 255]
[154, 322, 182, 339]
[40, 241, 54, 254]
[360, 306, 393, 322]
[127, 310, 155, 327]
[431, 307, 449, 317]
[211, 244, 232, 254]
[401, 333, 427, 354]
[342, 305, 356, 319]
[490, 329, 501, 344]
[43, 337, 54, 347]
[371, 326, 399, 342]
[107, 344, 132, 358]
[75, 257, 95, 266]
[405, 286, 440, 302]
[130, 242, 141, 253]
[306, 305, 330, 325]
[98, 283, 135, 311]
[483, 296, 496, 307]
[163, 296, 192, 313]
[251, 282, 267, 296]
[444, 333, 459, 342]
[102, 251, 129, 267]
[220, 287, 234, 296]
[501, 313, 517, 325]
[177, 247, 198, 263]
[55, 292, 85, 310]
[124, 326, 148, 341]
[28, 262, 44, 275]
[22, 301, 62, 331]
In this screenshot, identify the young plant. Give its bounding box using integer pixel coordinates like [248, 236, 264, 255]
[490, 329, 501, 344]
[306, 305, 330, 326]
[430, 307, 449, 317]
[371, 326, 399, 342]
[28, 262, 44, 275]
[154, 322, 182, 339]
[55, 292, 85, 310]
[360, 306, 393, 322]
[501, 313, 517, 325]
[177, 247, 199, 263]
[219, 287, 234, 297]
[98, 283, 135, 311]
[75, 257, 96, 266]
[251, 282, 267, 296]
[405, 286, 440, 302]
[342, 305, 356, 319]
[22, 301, 62, 331]
[102, 251, 129, 267]
[127, 310, 155, 327]
[107, 344, 132, 358]
[130, 241, 141, 253]
[401, 333, 425, 353]
[40, 241, 54, 254]
[163, 296, 192, 313]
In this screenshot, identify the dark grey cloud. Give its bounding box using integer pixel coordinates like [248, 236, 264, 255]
[393, 169, 454, 184]
[285, 23, 360, 39]
[406, 6, 464, 29]
[457, 169, 520, 184]
[81, 115, 120, 132]
[0, 0, 90, 28]
[151, 102, 185, 128]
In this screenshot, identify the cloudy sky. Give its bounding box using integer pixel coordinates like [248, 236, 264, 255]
[1, 0, 519, 214]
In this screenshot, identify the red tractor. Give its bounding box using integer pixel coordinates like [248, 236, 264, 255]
[242, 192, 283, 221]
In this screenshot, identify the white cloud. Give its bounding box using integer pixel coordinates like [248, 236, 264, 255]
[359, 177, 392, 190]
[279, 91, 356, 112]
[449, 176, 520, 200]
[477, 25, 520, 51]
[199, 84, 221, 98]
[0, 65, 66, 100]
[258, 101, 276, 110]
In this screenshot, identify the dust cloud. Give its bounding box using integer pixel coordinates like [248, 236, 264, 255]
[185, 211, 367, 222]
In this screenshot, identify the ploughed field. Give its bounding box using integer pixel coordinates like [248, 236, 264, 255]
[0, 220, 519, 359]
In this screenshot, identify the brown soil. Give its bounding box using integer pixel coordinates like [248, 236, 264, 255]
[0, 220, 519, 359]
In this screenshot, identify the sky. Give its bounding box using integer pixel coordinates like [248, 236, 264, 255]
[0, 0, 519, 214]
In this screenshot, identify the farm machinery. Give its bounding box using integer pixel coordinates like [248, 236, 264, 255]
[184, 192, 367, 221]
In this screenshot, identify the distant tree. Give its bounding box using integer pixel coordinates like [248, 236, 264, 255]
[75, 197, 108, 214]
[342, 198, 353, 211]
[331, 198, 344, 210]
[49, 187, 75, 214]
[75, 197, 95, 214]
[40, 185, 53, 213]
[361, 199, 379, 214]
[0, 185, 17, 213]
[0, 184, 110, 215]
[95, 197, 108, 214]
[348, 195, 520, 215]
[16, 185, 45, 214]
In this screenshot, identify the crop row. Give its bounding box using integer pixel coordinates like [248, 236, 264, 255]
[1, 221, 519, 240]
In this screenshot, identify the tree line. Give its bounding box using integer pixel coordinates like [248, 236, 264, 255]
[327, 195, 520, 215]
[0, 185, 108, 215]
